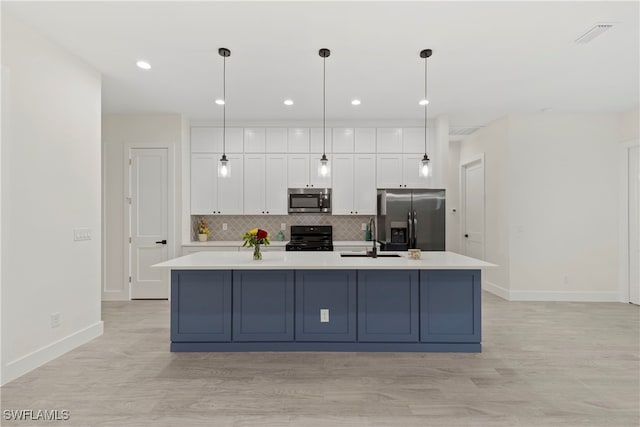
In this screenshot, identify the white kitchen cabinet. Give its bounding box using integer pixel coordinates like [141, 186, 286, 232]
[376, 154, 404, 188]
[332, 154, 376, 215]
[376, 128, 403, 153]
[266, 128, 288, 153]
[332, 128, 354, 153]
[403, 128, 427, 153]
[244, 128, 266, 153]
[310, 128, 332, 153]
[403, 154, 430, 189]
[191, 127, 244, 153]
[191, 153, 243, 215]
[288, 128, 310, 152]
[355, 128, 376, 153]
[191, 153, 218, 214]
[288, 154, 332, 189]
[245, 154, 288, 214]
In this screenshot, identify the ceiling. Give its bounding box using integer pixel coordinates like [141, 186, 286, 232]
[3, 1, 639, 131]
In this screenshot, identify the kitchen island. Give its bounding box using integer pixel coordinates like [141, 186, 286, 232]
[154, 251, 496, 352]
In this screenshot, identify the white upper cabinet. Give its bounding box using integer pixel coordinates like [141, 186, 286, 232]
[403, 154, 430, 189]
[217, 154, 244, 214]
[310, 128, 332, 153]
[244, 128, 266, 153]
[403, 128, 427, 153]
[191, 128, 220, 153]
[222, 128, 244, 153]
[354, 128, 376, 153]
[353, 155, 377, 214]
[244, 154, 288, 215]
[332, 154, 355, 215]
[376, 128, 403, 153]
[332, 128, 355, 153]
[309, 154, 332, 188]
[266, 128, 288, 153]
[264, 154, 288, 214]
[376, 154, 404, 188]
[288, 154, 310, 188]
[243, 154, 266, 214]
[288, 128, 310, 152]
[191, 153, 218, 214]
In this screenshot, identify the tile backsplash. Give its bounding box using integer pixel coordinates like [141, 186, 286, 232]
[192, 215, 372, 242]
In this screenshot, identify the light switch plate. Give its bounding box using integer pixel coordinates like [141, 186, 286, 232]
[320, 308, 329, 323]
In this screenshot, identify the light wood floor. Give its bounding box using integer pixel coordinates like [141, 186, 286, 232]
[1, 293, 638, 427]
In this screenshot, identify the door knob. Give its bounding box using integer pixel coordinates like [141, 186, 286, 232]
[155, 240, 167, 245]
[464, 234, 469, 238]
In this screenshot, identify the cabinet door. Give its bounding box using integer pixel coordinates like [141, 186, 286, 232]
[191, 154, 218, 214]
[288, 154, 310, 188]
[354, 128, 376, 153]
[332, 128, 354, 153]
[191, 127, 220, 153]
[224, 128, 244, 153]
[218, 154, 244, 214]
[402, 128, 426, 153]
[376, 154, 403, 188]
[243, 154, 266, 214]
[244, 128, 266, 153]
[295, 270, 356, 341]
[288, 128, 310, 152]
[266, 128, 288, 153]
[353, 155, 376, 215]
[171, 270, 231, 342]
[376, 128, 403, 153]
[358, 270, 419, 342]
[420, 270, 481, 343]
[403, 154, 430, 189]
[265, 154, 288, 215]
[331, 154, 354, 215]
[309, 155, 332, 189]
[310, 128, 332, 153]
[233, 270, 294, 341]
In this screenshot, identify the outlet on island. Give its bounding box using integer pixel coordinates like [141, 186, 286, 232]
[320, 308, 330, 323]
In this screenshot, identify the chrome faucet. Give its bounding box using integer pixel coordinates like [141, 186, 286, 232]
[368, 217, 377, 258]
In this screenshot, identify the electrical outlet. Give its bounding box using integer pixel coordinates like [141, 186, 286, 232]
[222, 223, 227, 231]
[50, 312, 61, 328]
[281, 223, 286, 231]
[361, 223, 367, 231]
[320, 309, 329, 323]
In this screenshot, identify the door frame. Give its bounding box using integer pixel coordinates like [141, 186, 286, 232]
[618, 139, 640, 303]
[459, 153, 485, 260]
[123, 142, 176, 300]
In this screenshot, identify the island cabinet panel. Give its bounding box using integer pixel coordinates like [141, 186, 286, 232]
[171, 270, 232, 342]
[357, 270, 419, 342]
[232, 270, 294, 341]
[420, 270, 481, 343]
[295, 270, 356, 341]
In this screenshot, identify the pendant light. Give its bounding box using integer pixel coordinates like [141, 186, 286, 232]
[218, 47, 231, 178]
[318, 48, 331, 178]
[419, 49, 432, 178]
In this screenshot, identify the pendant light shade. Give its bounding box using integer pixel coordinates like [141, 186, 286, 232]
[218, 47, 231, 178]
[419, 49, 432, 178]
[318, 48, 331, 178]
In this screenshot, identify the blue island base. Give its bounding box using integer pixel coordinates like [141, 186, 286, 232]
[171, 342, 481, 352]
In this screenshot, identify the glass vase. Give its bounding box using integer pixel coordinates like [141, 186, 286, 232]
[253, 244, 262, 260]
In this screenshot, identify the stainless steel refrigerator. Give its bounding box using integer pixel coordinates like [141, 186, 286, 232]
[376, 189, 445, 251]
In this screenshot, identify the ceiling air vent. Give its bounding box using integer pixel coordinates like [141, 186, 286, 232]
[574, 23, 614, 44]
[449, 126, 483, 136]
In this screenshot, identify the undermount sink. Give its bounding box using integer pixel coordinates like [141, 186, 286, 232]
[339, 253, 402, 258]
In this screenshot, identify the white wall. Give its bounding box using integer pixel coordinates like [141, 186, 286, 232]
[102, 114, 184, 300]
[619, 109, 639, 142]
[508, 114, 620, 300]
[446, 140, 461, 253]
[459, 117, 511, 298]
[1, 14, 102, 385]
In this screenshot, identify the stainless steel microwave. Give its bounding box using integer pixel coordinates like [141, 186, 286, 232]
[288, 188, 331, 213]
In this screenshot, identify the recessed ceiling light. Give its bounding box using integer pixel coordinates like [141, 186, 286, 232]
[284, 99, 294, 106]
[136, 60, 151, 70]
[215, 99, 225, 105]
[351, 99, 361, 106]
[419, 99, 429, 106]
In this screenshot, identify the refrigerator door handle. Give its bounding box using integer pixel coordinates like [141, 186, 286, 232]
[407, 212, 413, 246]
[413, 211, 418, 247]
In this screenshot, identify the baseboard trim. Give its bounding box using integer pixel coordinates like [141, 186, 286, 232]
[509, 290, 620, 302]
[483, 280, 510, 300]
[1, 321, 104, 386]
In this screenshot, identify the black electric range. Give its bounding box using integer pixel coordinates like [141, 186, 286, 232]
[285, 225, 333, 251]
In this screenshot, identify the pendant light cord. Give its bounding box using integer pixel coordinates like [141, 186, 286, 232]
[323, 55, 326, 156]
[424, 55, 428, 156]
[223, 54, 226, 156]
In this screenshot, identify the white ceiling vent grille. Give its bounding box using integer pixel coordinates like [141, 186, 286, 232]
[574, 23, 614, 44]
[449, 126, 483, 136]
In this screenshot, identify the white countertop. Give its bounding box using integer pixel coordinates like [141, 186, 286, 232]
[182, 241, 380, 247]
[154, 250, 497, 270]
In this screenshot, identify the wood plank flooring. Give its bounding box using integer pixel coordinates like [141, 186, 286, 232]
[1, 293, 638, 426]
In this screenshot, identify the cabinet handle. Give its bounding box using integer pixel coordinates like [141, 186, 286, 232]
[350, 211, 353, 214]
[464, 234, 469, 238]
[266, 211, 269, 214]
[262, 211, 264, 214]
[355, 211, 358, 214]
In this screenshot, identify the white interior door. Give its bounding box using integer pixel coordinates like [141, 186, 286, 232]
[461, 156, 485, 260]
[629, 146, 639, 304]
[130, 148, 169, 299]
